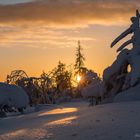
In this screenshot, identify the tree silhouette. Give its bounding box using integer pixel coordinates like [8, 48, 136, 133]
[74, 41, 85, 75]
[53, 61, 72, 95]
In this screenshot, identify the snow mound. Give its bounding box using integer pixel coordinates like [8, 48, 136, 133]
[114, 83, 140, 102]
[0, 82, 29, 109]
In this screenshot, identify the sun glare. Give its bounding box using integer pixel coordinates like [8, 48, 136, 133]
[77, 75, 81, 83]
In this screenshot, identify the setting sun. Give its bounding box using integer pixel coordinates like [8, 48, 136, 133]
[76, 75, 81, 83]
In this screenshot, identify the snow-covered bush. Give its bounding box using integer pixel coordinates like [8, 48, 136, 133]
[81, 81, 105, 105]
[0, 82, 29, 113]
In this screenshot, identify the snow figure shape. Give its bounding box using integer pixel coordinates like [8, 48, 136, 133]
[103, 10, 140, 99]
[0, 83, 29, 112]
[111, 10, 140, 86]
[111, 10, 140, 53]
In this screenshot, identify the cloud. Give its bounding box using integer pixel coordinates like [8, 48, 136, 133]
[0, 25, 95, 49]
[0, 0, 139, 49]
[0, 0, 139, 26]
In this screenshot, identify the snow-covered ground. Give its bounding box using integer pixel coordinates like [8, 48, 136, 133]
[0, 100, 140, 140]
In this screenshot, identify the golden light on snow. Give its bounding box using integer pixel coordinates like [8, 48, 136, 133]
[41, 107, 78, 126]
[76, 75, 81, 83]
[47, 116, 77, 125]
[38, 107, 78, 116]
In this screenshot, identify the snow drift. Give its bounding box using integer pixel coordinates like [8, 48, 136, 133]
[114, 83, 140, 102]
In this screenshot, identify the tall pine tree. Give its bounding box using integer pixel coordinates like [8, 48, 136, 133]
[74, 41, 85, 75]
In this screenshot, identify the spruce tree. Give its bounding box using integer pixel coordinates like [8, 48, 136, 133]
[74, 41, 85, 75]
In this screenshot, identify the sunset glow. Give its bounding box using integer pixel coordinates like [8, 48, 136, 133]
[0, 0, 138, 81]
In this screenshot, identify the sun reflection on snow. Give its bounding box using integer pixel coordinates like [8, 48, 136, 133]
[38, 107, 78, 117]
[47, 116, 77, 125]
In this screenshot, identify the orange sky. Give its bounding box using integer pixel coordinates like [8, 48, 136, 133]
[0, 0, 139, 81]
